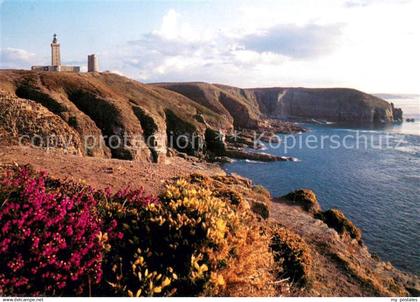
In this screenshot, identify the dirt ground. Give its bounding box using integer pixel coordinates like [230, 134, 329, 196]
[0, 146, 225, 195]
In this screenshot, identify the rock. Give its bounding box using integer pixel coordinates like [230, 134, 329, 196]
[282, 189, 321, 214]
[315, 208, 362, 243]
[205, 128, 226, 156]
[213, 156, 235, 163]
[391, 102, 403, 122]
[224, 149, 293, 162]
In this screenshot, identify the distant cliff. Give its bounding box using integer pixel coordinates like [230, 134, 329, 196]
[158, 83, 400, 123]
[246, 87, 396, 123]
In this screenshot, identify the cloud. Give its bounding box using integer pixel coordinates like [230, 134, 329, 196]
[344, 0, 412, 7]
[0, 47, 37, 68]
[240, 24, 342, 59]
[104, 9, 341, 84]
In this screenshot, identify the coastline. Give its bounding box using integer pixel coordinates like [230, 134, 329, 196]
[0, 70, 418, 296]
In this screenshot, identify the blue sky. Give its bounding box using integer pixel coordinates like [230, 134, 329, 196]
[1, 0, 419, 93]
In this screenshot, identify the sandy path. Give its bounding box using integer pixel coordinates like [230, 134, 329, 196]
[0, 146, 225, 195]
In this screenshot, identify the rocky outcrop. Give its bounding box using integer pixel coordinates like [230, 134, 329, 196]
[0, 71, 233, 162]
[155, 82, 261, 129]
[0, 95, 83, 155]
[248, 87, 398, 123]
[391, 102, 403, 122]
[272, 194, 419, 296]
[224, 149, 295, 162]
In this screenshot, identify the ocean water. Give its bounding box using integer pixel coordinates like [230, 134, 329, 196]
[224, 96, 420, 275]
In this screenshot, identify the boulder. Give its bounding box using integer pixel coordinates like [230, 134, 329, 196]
[205, 128, 226, 156]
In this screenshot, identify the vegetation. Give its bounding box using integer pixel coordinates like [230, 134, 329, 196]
[270, 226, 313, 286]
[1, 165, 410, 297]
[0, 166, 274, 296]
[0, 166, 105, 296]
[315, 209, 362, 243]
[282, 189, 321, 214]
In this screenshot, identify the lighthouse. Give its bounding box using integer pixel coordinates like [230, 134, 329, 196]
[31, 34, 80, 72]
[51, 33, 61, 66]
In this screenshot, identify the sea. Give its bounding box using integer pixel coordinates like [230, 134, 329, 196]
[224, 96, 420, 275]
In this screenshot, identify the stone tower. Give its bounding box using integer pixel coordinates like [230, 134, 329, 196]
[87, 54, 98, 72]
[51, 34, 61, 66]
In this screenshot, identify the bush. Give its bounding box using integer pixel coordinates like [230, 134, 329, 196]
[251, 201, 270, 219]
[282, 189, 320, 214]
[270, 226, 312, 286]
[0, 166, 104, 296]
[315, 209, 362, 243]
[101, 179, 240, 296]
[101, 177, 274, 296]
[252, 185, 271, 199]
[0, 167, 274, 297]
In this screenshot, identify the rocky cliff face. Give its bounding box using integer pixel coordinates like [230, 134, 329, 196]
[0, 71, 235, 163]
[155, 82, 261, 129]
[0, 71, 400, 165]
[161, 83, 399, 123]
[247, 87, 396, 123]
[0, 71, 302, 163]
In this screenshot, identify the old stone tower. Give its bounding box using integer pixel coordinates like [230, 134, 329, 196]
[51, 34, 61, 66]
[87, 54, 98, 72]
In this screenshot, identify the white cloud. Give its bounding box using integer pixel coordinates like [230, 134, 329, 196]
[0, 47, 38, 68]
[344, 0, 412, 7]
[240, 23, 342, 59]
[89, 1, 420, 94]
[104, 9, 343, 86]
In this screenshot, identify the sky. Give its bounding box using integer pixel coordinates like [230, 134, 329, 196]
[1, 0, 419, 94]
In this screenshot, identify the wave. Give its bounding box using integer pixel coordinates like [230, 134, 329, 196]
[258, 144, 268, 151]
[394, 145, 420, 155]
[244, 159, 262, 164]
[336, 129, 383, 134]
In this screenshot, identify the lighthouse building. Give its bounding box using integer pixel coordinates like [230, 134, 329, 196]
[31, 34, 81, 72]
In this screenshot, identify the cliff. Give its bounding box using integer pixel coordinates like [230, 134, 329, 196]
[0, 71, 242, 161]
[0, 71, 399, 165]
[0, 71, 300, 163]
[250, 87, 396, 123]
[159, 83, 399, 123]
